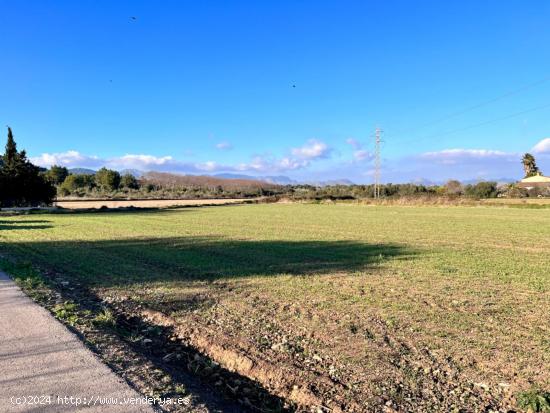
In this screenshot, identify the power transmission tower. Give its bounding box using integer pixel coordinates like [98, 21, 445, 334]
[373, 127, 383, 199]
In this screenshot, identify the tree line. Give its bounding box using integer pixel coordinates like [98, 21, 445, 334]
[0, 128, 547, 208]
[0, 128, 56, 207]
[50, 169, 277, 199]
[49, 166, 140, 196]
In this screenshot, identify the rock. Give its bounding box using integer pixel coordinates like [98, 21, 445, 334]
[474, 382, 489, 391]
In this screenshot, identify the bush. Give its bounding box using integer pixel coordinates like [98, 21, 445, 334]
[464, 181, 498, 199]
[120, 173, 139, 189]
[45, 165, 69, 185]
[59, 174, 95, 195]
[95, 168, 120, 191]
[444, 180, 463, 196]
[517, 389, 550, 412]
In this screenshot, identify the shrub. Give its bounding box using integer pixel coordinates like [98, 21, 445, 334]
[120, 173, 139, 189]
[59, 174, 95, 195]
[444, 180, 463, 196]
[517, 389, 550, 413]
[95, 168, 121, 191]
[45, 165, 69, 185]
[464, 181, 498, 199]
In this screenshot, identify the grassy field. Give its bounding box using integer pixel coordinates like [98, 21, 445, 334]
[1, 203, 549, 411]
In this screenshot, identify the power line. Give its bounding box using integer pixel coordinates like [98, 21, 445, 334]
[393, 101, 550, 146]
[388, 74, 550, 140]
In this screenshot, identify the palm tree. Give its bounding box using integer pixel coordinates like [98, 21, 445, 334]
[521, 153, 540, 178]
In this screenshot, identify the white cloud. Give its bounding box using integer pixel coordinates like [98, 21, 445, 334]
[378, 147, 526, 183]
[345, 138, 362, 150]
[418, 149, 514, 166]
[345, 138, 372, 162]
[353, 149, 372, 162]
[235, 155, 308, 172]
[291, 139, 331, 159]
[232, 139, 331, 173]
[110, 154, 175, 169]
[197, 161, 221, 171]
[31, 151, 213, 173]
[421, 149, 510, 161]
[31, 142, 549, 184]
[215, 141, 233, 151]
[532, 138, 550, 154]
[29, 139, 331, 175]
[30, 151, 101, 168]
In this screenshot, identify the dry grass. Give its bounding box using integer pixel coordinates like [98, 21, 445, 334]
[54, 198, 253, 209]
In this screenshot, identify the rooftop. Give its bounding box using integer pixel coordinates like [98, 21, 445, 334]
[520, 173, 550, 183]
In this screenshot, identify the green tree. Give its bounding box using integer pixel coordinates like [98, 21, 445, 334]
[120, 173, 139, 189]
[45, 165, 69, 185]
[464, 181, 498, 199]
[521, 153, 540, 178]
[0, 127, 56, 207]
[95, 167, 121, 191]
[59, 174, 95, 195]
[444, 180, 463, 196]
[4, 126, 18, 166]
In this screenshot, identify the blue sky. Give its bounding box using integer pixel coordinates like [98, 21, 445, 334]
[1, 0, 550, 183]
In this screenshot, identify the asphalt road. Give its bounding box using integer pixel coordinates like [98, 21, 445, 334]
[0, 271, 156, 413]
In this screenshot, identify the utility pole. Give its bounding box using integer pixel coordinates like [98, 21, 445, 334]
[374, 127, 383, 199]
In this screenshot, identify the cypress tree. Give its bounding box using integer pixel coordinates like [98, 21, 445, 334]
[0, 127, 56, 207]
[4, 127, 18, 166]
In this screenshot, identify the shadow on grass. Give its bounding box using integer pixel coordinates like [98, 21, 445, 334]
[1, 202, 251, 219]
[0, 220, 52, 230]
[8, 236, 414, 286]
[2, 237, 416, 411]
[50, 201, 256, 215]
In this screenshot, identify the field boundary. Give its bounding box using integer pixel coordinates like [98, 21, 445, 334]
[0, 256, 289, 413]
[53, 198, 260, 210]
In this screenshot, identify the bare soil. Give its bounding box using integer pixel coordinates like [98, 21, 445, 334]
[54, 198, 255, 209]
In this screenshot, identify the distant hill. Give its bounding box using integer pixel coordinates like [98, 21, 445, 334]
[213, 173, 296, 185]
[142, 172, 280, 190]
[65, 168, 354, 186]
[68, 168, 96, 175]
[305, 179, 355, 186]
[120, 169, 144, 178]
[213, 173, 355, 186]
[461, 177, 516, 185]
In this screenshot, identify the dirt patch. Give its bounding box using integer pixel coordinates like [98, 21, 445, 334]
[5, 255, 516, 412]
[136, 300, 514, 413]
[54, 198, 256, 210]
[2, 259, 288, 413]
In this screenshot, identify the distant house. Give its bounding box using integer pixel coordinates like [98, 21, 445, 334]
[517, 172, 550, 189]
